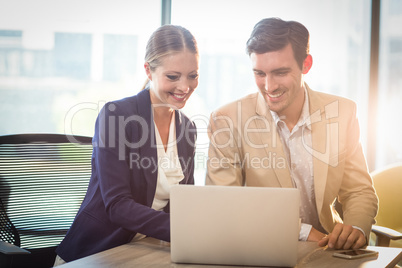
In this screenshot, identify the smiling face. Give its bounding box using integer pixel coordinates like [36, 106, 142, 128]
[251, 43, 312, 120]
[145, 49, 199, 110]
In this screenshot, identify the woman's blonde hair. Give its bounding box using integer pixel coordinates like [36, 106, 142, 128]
[142, 25, 198, 89]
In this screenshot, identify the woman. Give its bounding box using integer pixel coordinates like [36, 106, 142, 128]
[54, 24, 199, 264]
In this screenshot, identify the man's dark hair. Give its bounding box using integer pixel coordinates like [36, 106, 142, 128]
[246, 18, 310, 69]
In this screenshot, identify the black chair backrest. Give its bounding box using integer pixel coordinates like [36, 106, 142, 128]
[0, 197, 20, 246]
[0, 134, 93, 250]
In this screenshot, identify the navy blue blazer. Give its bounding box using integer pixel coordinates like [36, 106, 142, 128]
[56, 89, 196, 262]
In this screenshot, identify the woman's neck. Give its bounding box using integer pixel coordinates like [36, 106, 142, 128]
[153, 106, 174, 152]
[153, 106, 174, 123]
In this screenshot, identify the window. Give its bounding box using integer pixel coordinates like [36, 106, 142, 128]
[376, 0, 402, 167]
[0, 0, 161, 136]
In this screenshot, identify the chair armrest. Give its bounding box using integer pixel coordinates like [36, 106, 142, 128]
[0, 241, 30, 255]
[371, 225, 402, 247]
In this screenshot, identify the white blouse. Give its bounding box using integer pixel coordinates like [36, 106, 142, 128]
[151, 112, 184, 211]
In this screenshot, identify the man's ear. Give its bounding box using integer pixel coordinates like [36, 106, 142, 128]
[144, 62, 152, 80]
[302, 54, 313, 74]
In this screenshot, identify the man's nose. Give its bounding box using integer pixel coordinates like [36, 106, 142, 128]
[265, 76, 278, 92]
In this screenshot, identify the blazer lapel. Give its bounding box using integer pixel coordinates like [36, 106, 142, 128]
[175, 109, 188, 179]
[255, 92, 293, 188]
[306, 85, 330, 214]
[136, 89, 158, 206]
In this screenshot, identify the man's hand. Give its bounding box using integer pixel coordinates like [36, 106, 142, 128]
[307, 226, 326, 242]
[317, 223, 366, 249]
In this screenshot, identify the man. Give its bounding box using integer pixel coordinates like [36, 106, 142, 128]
[206, 18, 378, 250]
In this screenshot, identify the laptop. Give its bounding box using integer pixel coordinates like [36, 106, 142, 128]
[170, 185, 300, 267]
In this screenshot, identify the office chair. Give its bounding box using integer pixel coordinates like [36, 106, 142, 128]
[0, 134, 93, 268]
[0, 198, 20, 246]
[0, 198, 31, 267]
[369, 163, 402, 248]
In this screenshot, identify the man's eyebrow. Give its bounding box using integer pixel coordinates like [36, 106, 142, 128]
[252, 67, 291, 73]
[271, 67, 291, 73]
[252, 68, 263, 72]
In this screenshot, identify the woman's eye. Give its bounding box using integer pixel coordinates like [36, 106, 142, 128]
[167, 75, 179, 80]
[189, 74, 199, 79]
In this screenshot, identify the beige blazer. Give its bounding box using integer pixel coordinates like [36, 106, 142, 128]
[206, 84, 378, 239]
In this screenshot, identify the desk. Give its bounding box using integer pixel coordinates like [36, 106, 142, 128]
[59, 237, 402, 268]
